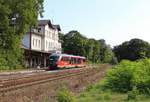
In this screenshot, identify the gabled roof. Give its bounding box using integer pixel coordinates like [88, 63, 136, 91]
[38, 20, 53, 28]
[38, 20, 61, 31]
[52, 25, 61, 31]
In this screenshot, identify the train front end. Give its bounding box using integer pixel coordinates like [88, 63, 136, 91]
[49, 54, 60, 70]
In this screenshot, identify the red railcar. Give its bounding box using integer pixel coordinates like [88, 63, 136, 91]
[48, 53, 86, 70]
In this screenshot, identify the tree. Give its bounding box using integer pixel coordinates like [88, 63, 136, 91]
[85, 39, 101, 63]
[113, 38, 150, 61]
[0, 0, 44, 69]
[103, 45, 114, 63]
[58, 32, 65, 52]
[99, 39, 107, 62]
[60, 31, 115, 63]
[63, 31, 87, 56]
[98, 39, 115, 63]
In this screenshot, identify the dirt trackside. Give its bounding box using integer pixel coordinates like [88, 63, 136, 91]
[0, 64, 111, 102]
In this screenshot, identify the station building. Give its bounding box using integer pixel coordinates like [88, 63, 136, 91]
[22, 20, 61, 68]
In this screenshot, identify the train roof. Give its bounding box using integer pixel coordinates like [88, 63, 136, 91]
[50, 53, 86, 59]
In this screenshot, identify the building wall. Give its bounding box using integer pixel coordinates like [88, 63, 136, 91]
[22, 25, 61, 52]
[22, 33, 30, 48]
[22, 20, 62, 68]
[43, 24, 61, 52]
[31, 34, 42, 51]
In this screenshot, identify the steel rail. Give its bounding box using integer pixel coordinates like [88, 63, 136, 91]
[0, 68, 96, 94]
[0, 67, 87, 81]
[0, 68, 89, 85]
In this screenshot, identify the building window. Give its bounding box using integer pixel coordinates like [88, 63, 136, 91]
[33, 38, 35, 46]
[51, 42, 53, 48]
[46, 41, 48, 48]
[39, 40, 40, 48]
[49, 42, 50, 49]
[46, 30, 48, 37]
[49, 31, 51, 38]
[52, 34, 54, 40]
[49, 31, 50, 37]
[38, 28, 41, 33]
[45, 30, 47, 36]
[36, 39, 38, 47]
[45, 30, 46, 36]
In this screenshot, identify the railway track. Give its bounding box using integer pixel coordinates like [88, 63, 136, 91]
[0, 67, 98, 94]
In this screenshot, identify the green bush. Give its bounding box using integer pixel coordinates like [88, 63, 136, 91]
[111, 56, 118, 65]
[103, 59, 150, 94]
[127, 87, 139, 101]
[104, 60, 135, 92]
[57, 88, 77, 102]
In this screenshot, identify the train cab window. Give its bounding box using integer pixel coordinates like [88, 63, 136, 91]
[49, 56, 59, 61]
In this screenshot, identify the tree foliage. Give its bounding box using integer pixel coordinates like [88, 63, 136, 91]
[99, 40, 115, 63]
[104, 59, 150, 94]
[63, 31, 87, 56]
[113, 38, 150, 61]
[0, 0, 44, 69]
[59, 30, 115, 63]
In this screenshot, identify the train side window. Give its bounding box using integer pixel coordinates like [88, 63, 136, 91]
[68, 57, 71, 64]
[66, 57, 69, 62]
[71, 57, 74, 64]
[69, 57, 72, 64]
[63, 57, 65, 61]
[81, 59, 83, 63]
[61, 57, 65, 61]
[75, 58, 78, 64]
[78, 59, 81, 64]
[64, 57, 68, 61]
[74, 58, 76, 64]
[72, 58, 75, 64]
[71, 58, 73, 64]
[62, 57, 64, 61]
[79, 59, 81, 64]
[77, 58, 79, 64]
[66, 57, 68, 61]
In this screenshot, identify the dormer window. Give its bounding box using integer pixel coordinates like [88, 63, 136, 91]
[38, 28, 41, 33]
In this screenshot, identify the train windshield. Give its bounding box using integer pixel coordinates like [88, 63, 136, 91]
[49, 56, 59, 61]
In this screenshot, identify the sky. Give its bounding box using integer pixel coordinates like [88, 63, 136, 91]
[40, 0, 150, 47]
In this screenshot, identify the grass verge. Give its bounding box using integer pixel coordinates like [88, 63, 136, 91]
[77, 82, 150, 102]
